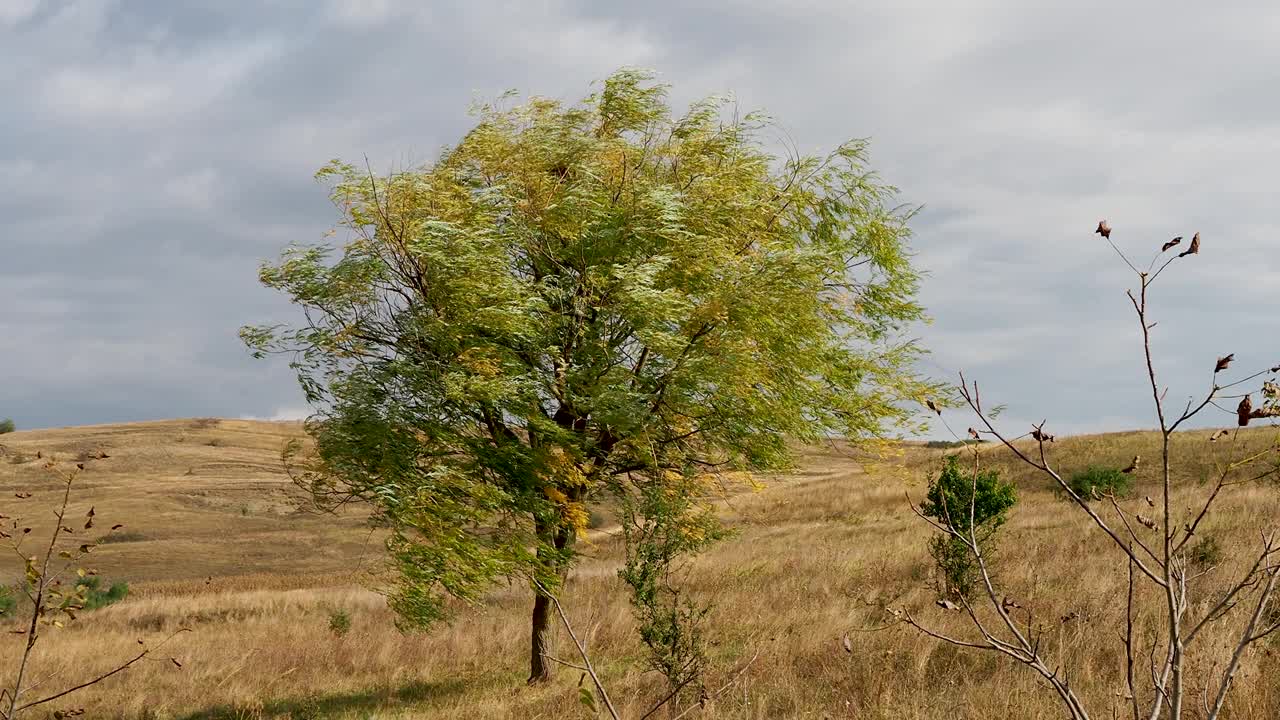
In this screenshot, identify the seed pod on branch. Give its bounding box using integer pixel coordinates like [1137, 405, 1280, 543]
[1209, 429, 1230, 442]
[1162, 237, 1182, 252]
[1095, 220, 1112, 239]
[925, 399, 942, 416]
[1215, 354, 1234, 373]
[1238, 395, 1253, 427]
[1030, 428, 1054, 442]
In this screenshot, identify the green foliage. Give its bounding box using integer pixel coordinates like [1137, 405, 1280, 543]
[0, 584, 15, 618]
[1067, 466, 1132, 500]
[244, 68, 940, 630]
[328, 608, 352, 637]
[1187, 535, 1223, 570]
[922, 455, 1016, 534]
[921, 455, 1016, 597]
[75, 576, 130, 610]
[0, 418, 14, 434]
[618, 474, 729, 697]
[927, 535, 980, 599]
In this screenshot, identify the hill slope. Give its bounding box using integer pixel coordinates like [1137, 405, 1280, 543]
[1, 420, 1279, 719]
[0, 419, 374, 588]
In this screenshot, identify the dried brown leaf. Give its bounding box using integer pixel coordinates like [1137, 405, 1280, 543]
[1178, 232, 1200, 257]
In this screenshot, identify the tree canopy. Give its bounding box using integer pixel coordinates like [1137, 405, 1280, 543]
[243, 68, 940, 679]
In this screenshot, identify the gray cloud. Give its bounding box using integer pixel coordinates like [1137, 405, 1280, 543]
[2, 0, 1277, 437]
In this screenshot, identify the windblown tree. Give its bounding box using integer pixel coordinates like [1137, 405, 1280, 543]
[243, 69, 939, 683]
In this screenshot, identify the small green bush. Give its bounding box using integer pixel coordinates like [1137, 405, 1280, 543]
[1188, 536, 1223, 569]
[921, 455, 1017, 598]
[619, 480, 730, 699]
[1067, 466, 1132, 500]
[0, 585, 15, 618]
[328, 608, 352, 636]
[0, 418, 14, 434]
[75, 577, 130, 610]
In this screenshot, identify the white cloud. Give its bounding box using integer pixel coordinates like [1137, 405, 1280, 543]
[164, 168, 220, 212]
[240, 407, 311, 422]
[4, 0, 1280, 433]
[0, 0, 39, 27]
[325, 0, 407, 28]
[40, 39, 281, 125]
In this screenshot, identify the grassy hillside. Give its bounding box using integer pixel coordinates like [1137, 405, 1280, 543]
[0, 419, 374, 586]
[2, 420, 1279, 718]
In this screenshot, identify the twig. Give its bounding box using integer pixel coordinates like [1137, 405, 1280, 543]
[668, 648, 761, 720]
[532, 579, 620, 720]
[540, 654, 589, 673]
[1206, 555, 1280, 719]
[639, 674, 701, 720]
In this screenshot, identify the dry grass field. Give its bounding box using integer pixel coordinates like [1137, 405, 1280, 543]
[3, 419, 1280, 719]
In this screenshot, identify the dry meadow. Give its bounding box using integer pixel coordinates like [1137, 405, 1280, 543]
[2, 419, 1279, 718]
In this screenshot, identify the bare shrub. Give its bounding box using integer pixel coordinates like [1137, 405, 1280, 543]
[902, 222, 1280, 720]
[1, 452, 186, 719]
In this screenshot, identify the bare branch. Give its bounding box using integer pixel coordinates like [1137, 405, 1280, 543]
[532, 580, 620, 720]
[1206, 560, 1280, 719]
[667, 648, 760, 720]
[958, 375, 1168, 587]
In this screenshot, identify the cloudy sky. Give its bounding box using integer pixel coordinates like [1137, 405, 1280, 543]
[3, 0, 1277, 437]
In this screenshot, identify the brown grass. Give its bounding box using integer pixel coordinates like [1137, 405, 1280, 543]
[3, 421, 1279, 718]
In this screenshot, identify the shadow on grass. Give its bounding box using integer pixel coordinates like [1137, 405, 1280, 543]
[177, 677, 475, 720]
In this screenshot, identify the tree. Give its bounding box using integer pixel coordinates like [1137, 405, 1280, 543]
[904, 221, 1280, 719]
[244, 68, 939, 683]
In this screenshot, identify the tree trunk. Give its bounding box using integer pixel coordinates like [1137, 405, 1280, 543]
[528, 589, 555, 684]
[527, 506, 579, 684]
